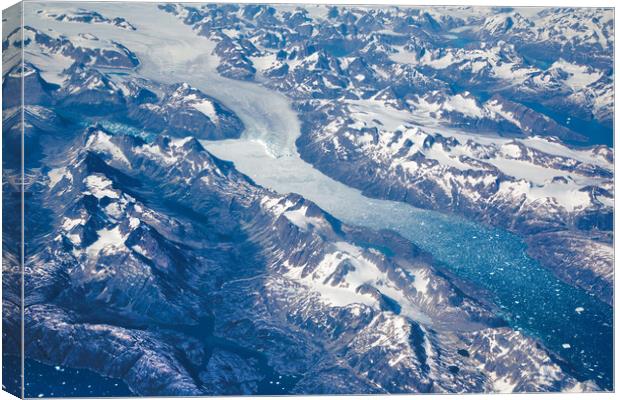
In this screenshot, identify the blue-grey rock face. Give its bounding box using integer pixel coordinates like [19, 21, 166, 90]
[1, 3, 612, 397]
[126, 82, 245, 140]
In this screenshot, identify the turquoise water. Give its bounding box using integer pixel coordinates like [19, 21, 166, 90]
[84, 119, 157, 143]
[340, 207, 612, 389]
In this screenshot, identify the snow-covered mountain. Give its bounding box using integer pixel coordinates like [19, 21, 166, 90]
[40, 8, 137, 31]
[7, 119, 594, 395]
[295, 95, 613, 302]
[2, 3, 613, 397]
[163, 3, 614, 306]
[3, 25, 139, 85]
[161, 4, 613, 132]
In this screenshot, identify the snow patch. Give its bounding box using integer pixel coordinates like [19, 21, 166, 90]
[84, 175, 119, 199]
[85, 226, 127, 259]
